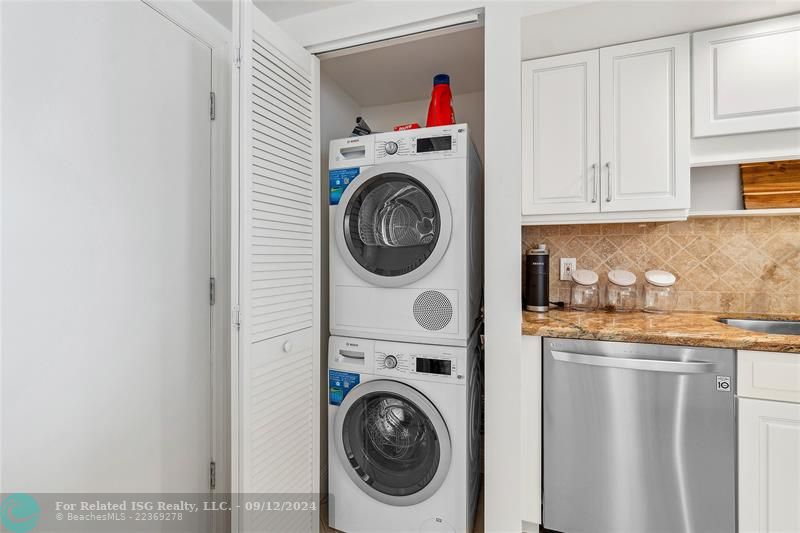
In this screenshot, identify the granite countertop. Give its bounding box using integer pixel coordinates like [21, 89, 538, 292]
[522, 309, 800, 353]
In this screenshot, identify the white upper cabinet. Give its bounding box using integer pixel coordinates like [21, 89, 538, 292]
[693, 14, 800, 137]
[521, 34, 689, 222]
[522, 50, 600, 216]
[600, 34, 690, 212]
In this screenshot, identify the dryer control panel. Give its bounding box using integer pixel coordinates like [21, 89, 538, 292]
[374, 124, 467, 162]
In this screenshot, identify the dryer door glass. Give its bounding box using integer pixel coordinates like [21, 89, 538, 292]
[341, 389, 443, 499]
[343, 173, 440, 277]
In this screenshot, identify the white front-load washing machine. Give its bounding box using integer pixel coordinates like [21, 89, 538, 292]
[327, 332, 482, 533]
[328, 124, 482, 346]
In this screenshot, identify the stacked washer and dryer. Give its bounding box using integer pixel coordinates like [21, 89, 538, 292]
[327, 124, 483, 533]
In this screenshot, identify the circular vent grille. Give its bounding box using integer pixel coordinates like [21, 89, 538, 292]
[413, 291, 453, 331]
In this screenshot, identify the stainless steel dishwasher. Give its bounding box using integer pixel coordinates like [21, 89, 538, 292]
[543, 338, 735, 533]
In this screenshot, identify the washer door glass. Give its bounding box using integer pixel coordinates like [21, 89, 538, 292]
[341, 389, 442, 499]
[343, 173, 440, 277]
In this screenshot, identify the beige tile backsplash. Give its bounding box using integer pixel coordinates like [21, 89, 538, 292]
[521, 216, 800, 314]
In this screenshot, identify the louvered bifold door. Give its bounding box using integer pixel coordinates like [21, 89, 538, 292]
[233, 2, 320, 532]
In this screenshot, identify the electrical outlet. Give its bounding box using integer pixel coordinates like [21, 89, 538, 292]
[560, 258, 577, 281]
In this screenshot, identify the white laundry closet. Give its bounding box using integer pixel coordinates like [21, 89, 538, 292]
[316, 23, 485, 498]
[316, 27, 487, 344]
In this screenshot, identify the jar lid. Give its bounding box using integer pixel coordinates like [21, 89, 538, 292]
[571, 269, 599, 286]
[645, 269, 676, 287]
[608, 269, 636, 287]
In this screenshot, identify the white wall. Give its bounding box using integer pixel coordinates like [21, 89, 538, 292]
[360, 91, 485, 162]
[278, 1, 484, 49]
[194, 0, 232, 30]
[521, 0, 800, 59]
[318, 71, 361, 499]
[690, 165, 744, 212]
[482, 4, 524, 532]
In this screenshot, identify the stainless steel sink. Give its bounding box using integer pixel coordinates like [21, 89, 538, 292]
[718, 318, 800, 336]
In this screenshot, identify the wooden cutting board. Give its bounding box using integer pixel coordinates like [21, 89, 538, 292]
[741, 159, 800, 209]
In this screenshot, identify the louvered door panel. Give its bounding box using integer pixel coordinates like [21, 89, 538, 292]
[248, 330, 315, 493]
[248, 33, 314, 344]
[233, 2, 320, 532]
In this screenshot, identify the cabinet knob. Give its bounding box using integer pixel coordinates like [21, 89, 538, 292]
[283, 341, 292, 353]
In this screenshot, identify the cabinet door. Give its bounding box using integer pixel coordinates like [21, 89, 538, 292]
[521, 50, 600, 215]
[739, 398, 800, 533]
[599, 34, 690, 212]
[233, 1, 320, 531]
[693, 14, 800, 137]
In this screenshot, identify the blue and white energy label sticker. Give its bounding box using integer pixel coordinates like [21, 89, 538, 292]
[329, 167, 360, 205]
[329, 370, 360, 405]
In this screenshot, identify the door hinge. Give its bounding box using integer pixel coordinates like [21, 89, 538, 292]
[209, 461, 216, 490]
[209, 276, 216, 305]
[233, 46, 241, 69]
[232, 305, 241, 329]
[210, 92, 216, 121]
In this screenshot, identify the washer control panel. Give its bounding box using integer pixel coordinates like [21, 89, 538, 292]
[331, 336, 467, 384]
[375, 350, 460, 382]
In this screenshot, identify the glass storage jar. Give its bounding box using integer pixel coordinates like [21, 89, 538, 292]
[643, 270, 677, 313]
[605, 269, 638, 312]
[570, 269, 600, 311]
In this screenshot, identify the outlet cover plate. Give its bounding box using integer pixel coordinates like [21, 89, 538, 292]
[560, 258, 577, 281]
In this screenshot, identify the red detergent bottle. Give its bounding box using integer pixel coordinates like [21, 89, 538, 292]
[425, 73, 455, 127]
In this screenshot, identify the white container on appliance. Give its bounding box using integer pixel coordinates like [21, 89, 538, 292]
[605, 269, 638, 312]
[643, 270, 678, 313]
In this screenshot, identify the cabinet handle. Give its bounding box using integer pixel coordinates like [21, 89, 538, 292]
[605, 162, 612, 202]
[591, 163, 598, 203]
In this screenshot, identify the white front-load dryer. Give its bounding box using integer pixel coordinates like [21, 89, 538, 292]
[328, 124, 482, 346]
[327, 332, 482, 533]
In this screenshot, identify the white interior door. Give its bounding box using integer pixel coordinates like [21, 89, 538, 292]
[2, 0, 213, 496]
[599, 34, 690, 212]
[232, 1, 320, 531]
[521, 50, 600, 216]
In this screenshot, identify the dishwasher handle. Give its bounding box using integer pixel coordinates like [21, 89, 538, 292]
[551, 350, 719, 374]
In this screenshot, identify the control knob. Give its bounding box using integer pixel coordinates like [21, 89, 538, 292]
[385, 141, 398, 155]
[384, 355, 398, 369]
